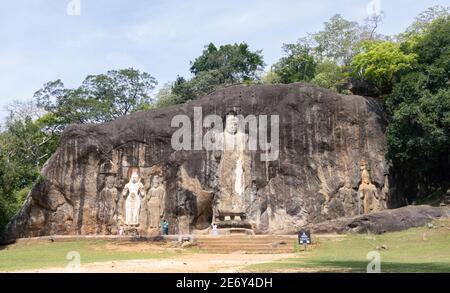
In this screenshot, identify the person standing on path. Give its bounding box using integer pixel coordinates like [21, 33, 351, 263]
[163, 220, 169, 235]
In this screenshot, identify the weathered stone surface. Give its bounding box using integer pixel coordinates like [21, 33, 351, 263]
[1, 83, 391, 242]
[302, 205, 450, 234]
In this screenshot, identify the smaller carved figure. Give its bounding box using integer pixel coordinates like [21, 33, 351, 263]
[147, 175, 166, 228]
[358, 161, 380, 214]
[97, 175, 119, 233]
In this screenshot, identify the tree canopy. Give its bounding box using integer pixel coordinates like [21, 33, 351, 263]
[165, 42, 264, 106]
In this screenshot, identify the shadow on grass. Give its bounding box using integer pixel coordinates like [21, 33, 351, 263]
[304, 260, 450, 273]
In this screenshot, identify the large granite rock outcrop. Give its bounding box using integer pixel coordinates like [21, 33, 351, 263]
[1, 83, 391, 242]
[302, 205, 450, 234]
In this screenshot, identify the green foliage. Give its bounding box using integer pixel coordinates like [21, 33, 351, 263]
[0, 240, 186, 271]
[190, 43, 264, 82]
[0, 117, 58, 232]
[247, 219, 450, 273]
[271, 13, 388, 92]
[261, 70, 281, 84]
[351, 41, 416, 94]
[411, 16, 450, 91]
[313, 14, 363, 65]
[385, 16, 450, 200]
[154, 82, 185, 108]
[271, 43, 317, 84]
[399, 5, 449, 41]
[311, 60, 349, 93]
[164, 43, 264, 106]
[35, 68, 157, 130]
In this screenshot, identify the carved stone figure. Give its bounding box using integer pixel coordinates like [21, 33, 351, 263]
[122, 171, 145, 226]
[147, 175, 166, 228]
[380, 174, 389, 210]
[97, 175, 119, 232]
[358, 162, 379, 214]
[213, 114, 251, 224]
[176, 180, 195, 234]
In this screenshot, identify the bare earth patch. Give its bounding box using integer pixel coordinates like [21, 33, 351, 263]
[100, 242, 177, 253]
[15, 253, 298, 273]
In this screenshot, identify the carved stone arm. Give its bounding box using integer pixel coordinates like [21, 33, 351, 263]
[122, 185, 129, 198]
[358, 190, 364, 199]
[139, 183, 146, 198]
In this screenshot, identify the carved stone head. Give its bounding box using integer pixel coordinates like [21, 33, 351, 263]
[105, 175, 115, 189]
[151, 175, 161, 188]
[225, 115, 239, 135]
[361, 169, 371, 185]
[131, 172, 139, 184]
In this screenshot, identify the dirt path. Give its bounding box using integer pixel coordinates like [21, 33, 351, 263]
[14, 253, 298, 273]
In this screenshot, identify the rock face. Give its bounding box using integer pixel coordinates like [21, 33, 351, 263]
[302, 205, 450, 234]
[1, 83, 391, 242]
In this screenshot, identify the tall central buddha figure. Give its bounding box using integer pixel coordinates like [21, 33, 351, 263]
[122, 171, 145, 226]
[214, 114, 251, 224]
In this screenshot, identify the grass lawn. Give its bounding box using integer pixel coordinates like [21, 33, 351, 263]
[1, 219, 449, 273]
[0, 239, 189, 272]
[246, 219, 450, 273]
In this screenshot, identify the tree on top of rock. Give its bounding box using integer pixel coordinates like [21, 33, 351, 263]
[158, 42, 264, 107]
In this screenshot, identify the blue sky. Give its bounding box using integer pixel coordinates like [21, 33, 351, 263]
[0, 0, 448, 121]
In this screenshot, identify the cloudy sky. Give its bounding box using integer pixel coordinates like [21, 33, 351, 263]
[0, 0, 448, 121]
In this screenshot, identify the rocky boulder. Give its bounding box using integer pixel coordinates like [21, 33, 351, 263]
[302, 205, 450, 234]
[1, 83, 391, 242]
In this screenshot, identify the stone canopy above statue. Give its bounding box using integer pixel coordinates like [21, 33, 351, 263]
[1, 83, 392, 241]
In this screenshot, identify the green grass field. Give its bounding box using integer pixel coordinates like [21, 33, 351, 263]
[0, 240, 189, 272]
[246, 219, 450, 273]
[1, 219, 449, 272]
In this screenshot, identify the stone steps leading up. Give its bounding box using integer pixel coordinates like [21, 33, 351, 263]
[195, 236, 298, 254]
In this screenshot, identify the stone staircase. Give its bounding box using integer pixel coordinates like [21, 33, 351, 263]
[195, 235, 298, 254]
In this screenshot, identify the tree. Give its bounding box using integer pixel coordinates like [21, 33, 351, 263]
[272, 14, 389, 92]
[385, 15, 450, 201]
[168, 43, 264, 105]
[410, 16, 450, 91]
[5, 100, 46, 124]
[155, 82, 183, 108]
[271, 43, 317, 84]
[261, 70, 281, 84]
[311, 60, 349, 93]
[400, 5, 449, 40]
[363, 11, 388, 41]
[0, 116, 58, 232]
[81, 68, 157, 120]
[190, 43, 264, 82]
[350, 41, 416, 95]
[35, 68, 157, 131]
[313, 14, 363, 65]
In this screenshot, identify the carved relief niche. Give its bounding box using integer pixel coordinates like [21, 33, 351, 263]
[358, 160, 381, 214]
[97, 140, 169, 235]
